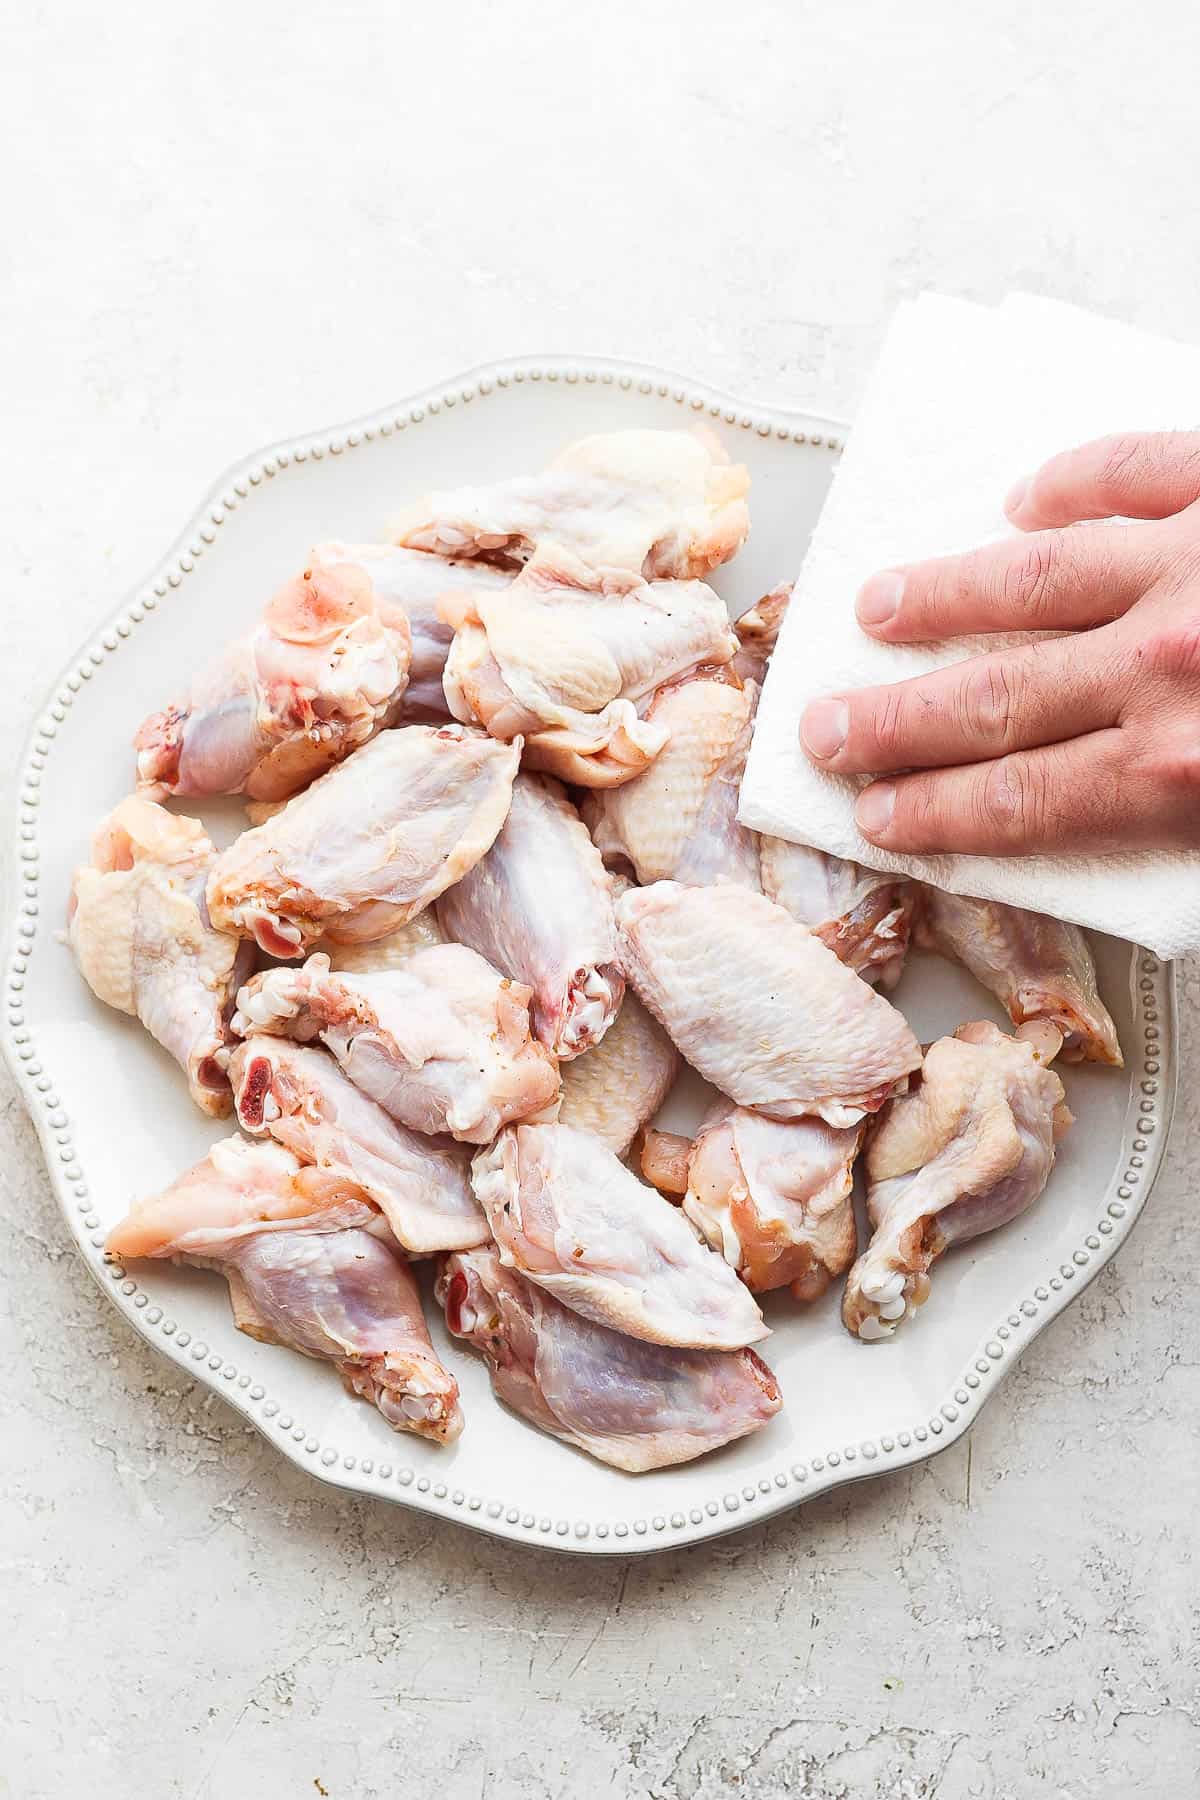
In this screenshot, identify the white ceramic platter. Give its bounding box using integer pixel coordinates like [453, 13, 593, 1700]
[4, 357, 1176, 1555]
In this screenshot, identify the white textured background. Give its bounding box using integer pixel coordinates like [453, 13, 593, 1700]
[3, 5, 1199, 1797]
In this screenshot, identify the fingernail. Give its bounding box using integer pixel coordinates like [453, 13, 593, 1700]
[856, 571, 904, 629]
[856, 782, 896, 840]
[800, 698, 849, 761]
[1004, 475, 1030, 518]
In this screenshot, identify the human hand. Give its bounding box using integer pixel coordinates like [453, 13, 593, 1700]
[798, 430, 1200, 855]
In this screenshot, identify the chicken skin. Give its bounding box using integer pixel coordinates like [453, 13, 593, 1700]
[438, 1246, 780, 1472]
[67, 796, 251, 1116]
[584, 673, 762, 889]
[616, 882, 921, 1128]
[440, 546, 738, 787]
[472, 1123, 766, 1350]
[316, 911, 448, 972]
[227, 1037, 486, 1254]
[309, 541, 514, 723]
[134, 558, 412, 802]
[206, 724, 519, 958]
[231, 948, 561, 1143]
[759, 841, 916, 990]
[558, 991, 678, 1155]
[915, 887, 1122, 1066]
[843, 1021, 1072, 1341]
[678, 1104, 863, 1301]
[438, 772, 623, 1058]
[391, 427, 750, 581]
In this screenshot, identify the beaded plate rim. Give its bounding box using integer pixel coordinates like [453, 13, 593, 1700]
[3, 354, 1178, 1555]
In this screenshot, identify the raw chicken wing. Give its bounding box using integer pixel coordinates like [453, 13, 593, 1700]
[916, 887, 1122, 1065]
[438, 1246, 780, 1472]
[558, 991, 678, 1155]
[616, 882, 921, 1128]
[584, 672, 762, 889]
[231, 948, 560, 1143]
[760, 840, 916, 989]
[730, 582, 792, 684]
[134, 558, 412, 801]
[392, 427, 750, 580]
[843, 1021, 1072, 1341]
[440, 546, 738, 786]
[206, 724, 519, 957]
[105, 1135, 380, 1260]
[310, 541, 514, 722]
[228, 1037, 486, 1253]
[67, 796, 251, 1116]
[472, 1122, 766, 1349]
[107, 1138, 463, 1441]
[682, 1104, 863, 1301]
[438, 772, 623, 1057]
[224, 1228, 463, 1442]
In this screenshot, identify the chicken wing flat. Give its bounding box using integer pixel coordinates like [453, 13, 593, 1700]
[843, 1021, 1072, 1341]
[134, 558, 412, 801]
[616, 882, 921, 1128]
[759, 840, 916, 990]
[681, 1104, 863, 1301]
[310, 540, 514, 723]
[68, 796, 251, 1116]
[223, 1228, 463, 1442]
[105, 1134, 381, 1260]
[391, 427, 749, 581]
[584, 672, 762, 889]
[438, 772, 622, 1058]
[916, 887, 1122, 1065]
[472, 1122, 766, 1350]
[206, 724, 519, 957]
[440, 546, 738, 787]
[558, 991, 678, 1155]
[231, 948, 560, 1143]
[227, 1037, 486, 1254]
[437, 1246, 780, 1472]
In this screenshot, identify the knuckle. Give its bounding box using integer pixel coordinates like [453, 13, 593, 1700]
[869, 686, 919, 767]
[1154, 538, 1200, 602]
[1142, 727, 1200, 796]
[1136, 619, 1200, 683]
[1096, 433, 1151, 501]
[999, 535, 1069, 620]
[957, 660, 1022, 748]
[978, 756, 1045, 846]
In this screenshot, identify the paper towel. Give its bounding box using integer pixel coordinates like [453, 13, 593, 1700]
[739, 291, 1200, 959]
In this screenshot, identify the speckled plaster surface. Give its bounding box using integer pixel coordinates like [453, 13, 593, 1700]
[3, 5, 1199, 1796]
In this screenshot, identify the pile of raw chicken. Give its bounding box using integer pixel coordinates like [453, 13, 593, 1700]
[68, 428, 1122, 1474]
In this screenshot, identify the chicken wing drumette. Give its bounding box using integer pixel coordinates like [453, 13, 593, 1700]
[134, 557, 412, 801]
[843, 1020, 1072, 1341]
[438, 772, 623, 1057]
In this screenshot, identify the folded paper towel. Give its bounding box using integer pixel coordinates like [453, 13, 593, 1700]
[739, 291, 1200, 959]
